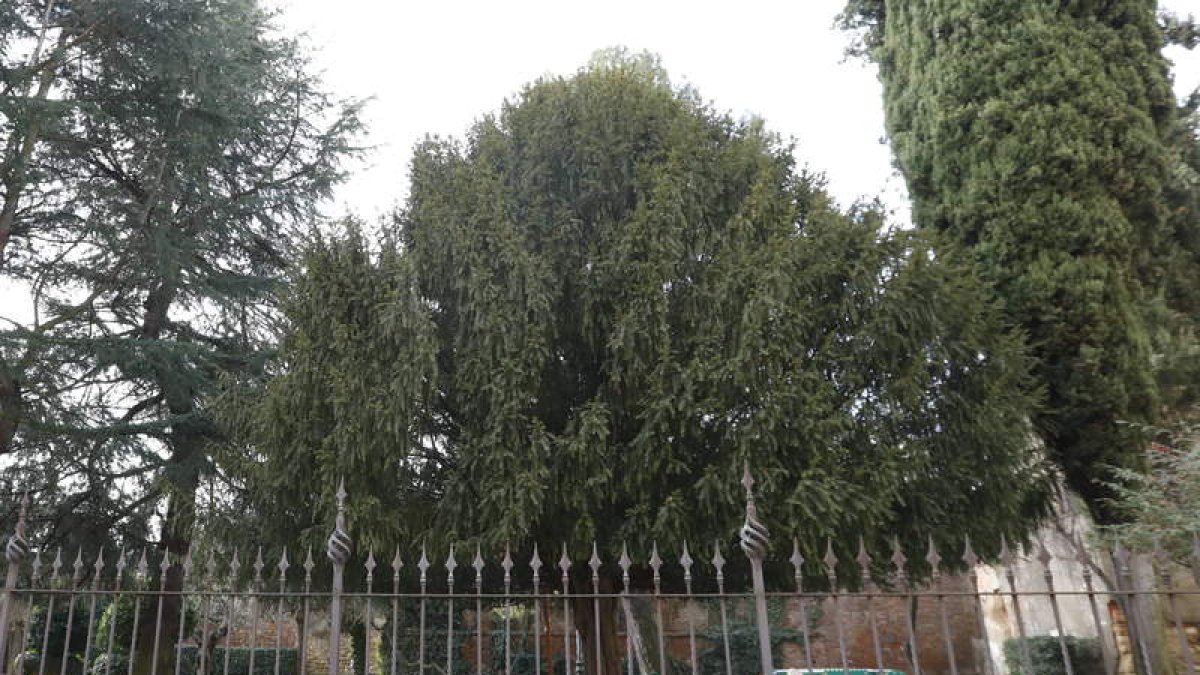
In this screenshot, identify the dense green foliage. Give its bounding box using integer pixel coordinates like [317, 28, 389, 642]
[1003, 636, 1103, 675]
[0, 0, 361, 554]
[840, 0, 1200, 520]
[1102, 412, 1200, 564]
[234, 57, 1053, 575]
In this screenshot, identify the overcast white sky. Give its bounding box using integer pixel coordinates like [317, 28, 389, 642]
[274, 0, 1200, 226]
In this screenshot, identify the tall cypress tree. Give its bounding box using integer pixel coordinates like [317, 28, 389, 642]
[841, 0, 1200, 520]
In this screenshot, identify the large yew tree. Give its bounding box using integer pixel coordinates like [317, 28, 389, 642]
[239, 55, 1052, 575]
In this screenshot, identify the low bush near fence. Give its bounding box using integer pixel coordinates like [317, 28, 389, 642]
[1003, 635, 1102, 675]
[177, 646, 299, 675]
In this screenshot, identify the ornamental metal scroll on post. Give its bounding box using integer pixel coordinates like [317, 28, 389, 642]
[327, 479, 352, 675]
[740, 465, 775, 675]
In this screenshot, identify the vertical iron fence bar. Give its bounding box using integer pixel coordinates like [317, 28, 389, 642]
[857, 539, 884, 672]
[788, 540, 813, 673]
[1036, 539, 1074, 675]
[19, 550, 44, 675]
[1114, 543, 1154, 675]
[173, 553, 193, 675]
[59, 550, 85, 675]
[102, 550, 127, 675]
[739, 467, 773, 675]
[0, 493, 29, 672]
[327, 480, 352, 675]
[149, 551, 171, 675]
[223, 551, 241, 675]
[301, 548, 315, 675]
[1155, 542, 1196, 675]
[275, 550, 289, 675]
[891, 539, 921, 675]
[502, 546, 513, 675]
[82, 550, 105, 675]
[198, 553, 217, 675]
[619, 545, 632, 675]
[823, 541, 850, 672]
[681, 542, 698, 675]
[1075, 539, 1113, 675]
[38, 549, 62, 675]
[126, 552, 147, 675]
[713, 542, 733, 675]
[389, 549, 401, 675]
[531, 546, 542, 675]
[446, 546, 457, 675]
[249, 549, 265, 675]
[588, 544, 601, 675]
[364, 551, 376, 675]
[417, 547, 428, 675]
[963, 539, 996, 675]
[1000, 537, 1035, 675]
[473, 547, 483, 675]
[559, 545, 571, 673]
[926, 538, 958, 675]
[650, 543, 666, 675]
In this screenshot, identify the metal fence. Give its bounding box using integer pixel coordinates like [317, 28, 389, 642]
[0, 469, 1197, 675]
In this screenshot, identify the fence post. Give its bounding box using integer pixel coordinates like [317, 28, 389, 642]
[0, 487, 29, 672]
[0, 493, 29, 675]
[740, 466, 774, 675]
[327, 479, 352, 675]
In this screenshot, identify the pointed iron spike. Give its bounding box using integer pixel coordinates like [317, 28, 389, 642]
[254, 546, 265, 572]
[335, 477, 347, 506]
[472, 543, 485, 573]
[303, 545, 315, 572]
[1036, 536, 1053, 568]
[278, 547, 290, 573]
[962, 536, 979, 567]
[822, 538, 838, 571]
[31, 550, 42, 578]
[73, 547, 84, 570]
[789, 538, 803, 569]
[230, 549, 241, 575]
[529, 543, 542, 572]
[680, 541, 693, 570]
[181, 549, 193, 575]
[501, 544, 514, 572]
[392, 546, 402, 572]
[136, 549, 149, 577]
[712, 539, 726, 570]
[741, 462, 755, 496]
[618, 543, 631, 571]
[558, 543, 570, 573]
[93, 547, 105, 573]
[418, 544, 430, 576]
[365, 549, 377, 575]
[588, 541, 601, 573]
[649, 541, 662, 570]
[856, 536, 871, 568]
[925, 535, 942, 571]
[890, 537, 907, 568]
[445, 544, 458, 573]
[52, 546, 63, 573]
[205, 550, 217, 578]
[999, 535, 1013, 565]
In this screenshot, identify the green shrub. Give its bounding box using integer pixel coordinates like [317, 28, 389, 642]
[176, 647, 298, 675]
[1003, 636, 1102, 675]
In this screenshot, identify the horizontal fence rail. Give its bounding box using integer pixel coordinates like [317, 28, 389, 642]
[0, 472, 1197, 675]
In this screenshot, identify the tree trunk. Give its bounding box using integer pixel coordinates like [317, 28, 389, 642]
[0, 369, 21, 455]
[572, 577, 622, 675]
